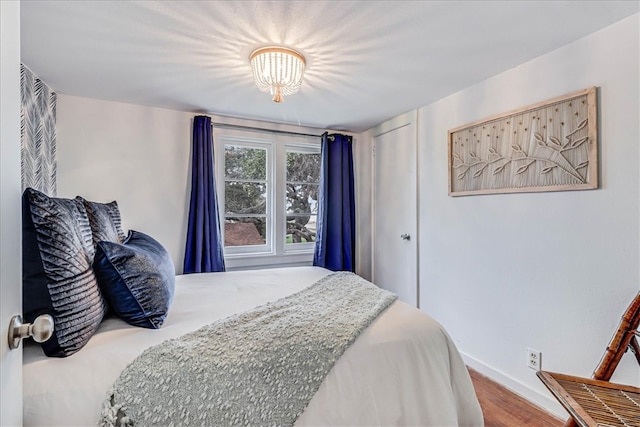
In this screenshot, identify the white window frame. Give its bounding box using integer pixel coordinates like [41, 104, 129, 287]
[282, 142, 321, 254]
[218, 135, 273, 256]
[214, 127, 320, 269]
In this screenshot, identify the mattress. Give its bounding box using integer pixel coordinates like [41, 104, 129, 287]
[23, 266, 483, 426]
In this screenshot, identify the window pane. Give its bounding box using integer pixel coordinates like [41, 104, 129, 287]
[225, 181, 266, 215]
[285, 149, 320, 247]
[286, 183, 318, 214]
[224, 217, 266, 247]
[286, 151, 320, 183]
[225, 145, 266, 180]
[286, 214, 317, 243]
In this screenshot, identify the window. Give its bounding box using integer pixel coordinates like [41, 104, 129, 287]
[223, 143, 270, 251]
[215, 130, 320, 267]
[285, 147, 320, 247]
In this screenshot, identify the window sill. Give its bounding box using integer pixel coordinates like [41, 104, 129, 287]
[224, 251, 314, 271]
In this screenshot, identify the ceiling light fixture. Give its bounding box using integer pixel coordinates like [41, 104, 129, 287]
[250, 46, 306, 103]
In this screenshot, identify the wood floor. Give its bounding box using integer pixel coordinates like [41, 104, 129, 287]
[468, 368, 565, 427]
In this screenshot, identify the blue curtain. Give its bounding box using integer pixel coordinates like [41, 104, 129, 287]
[313, 133, 355, 271]
[183, 115, 225, 273]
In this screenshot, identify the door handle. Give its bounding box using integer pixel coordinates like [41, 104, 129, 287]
[400, 233, 410, 241]
[8, 314, 54, 350]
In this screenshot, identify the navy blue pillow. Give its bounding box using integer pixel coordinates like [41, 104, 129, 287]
[22, 188, 107, 357]
[93, 230, 175, 329]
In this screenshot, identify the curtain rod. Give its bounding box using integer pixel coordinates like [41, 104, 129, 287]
[211, 122, 331, 139]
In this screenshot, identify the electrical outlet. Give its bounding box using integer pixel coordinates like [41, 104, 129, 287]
[527, 348, 542, 370]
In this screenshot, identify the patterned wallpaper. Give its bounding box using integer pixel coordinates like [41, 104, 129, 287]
[21, 64, 57, 196]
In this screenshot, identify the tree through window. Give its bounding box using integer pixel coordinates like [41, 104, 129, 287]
[224, 144, 268, 247]
[286, 149, 320, 244]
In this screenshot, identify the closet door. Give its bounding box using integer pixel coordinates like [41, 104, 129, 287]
[372, 110, 418, 307]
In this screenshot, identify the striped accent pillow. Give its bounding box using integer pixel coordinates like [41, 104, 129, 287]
[22, 188, 107, 357]
[76, 197, 127, 248]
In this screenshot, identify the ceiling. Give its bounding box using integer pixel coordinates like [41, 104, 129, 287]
[20, 1, 639, 133]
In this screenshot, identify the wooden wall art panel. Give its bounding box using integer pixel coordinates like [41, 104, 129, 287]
[448, 87, 598, 196]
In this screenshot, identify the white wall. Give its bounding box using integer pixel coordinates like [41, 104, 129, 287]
[56, 97, 194, 273]
[417, 14, 639, 416]
[353, 130, 373, 281]
[0, 1, 23, 425]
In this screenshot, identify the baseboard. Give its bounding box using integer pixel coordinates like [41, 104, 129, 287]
[461, 352, 568, 419]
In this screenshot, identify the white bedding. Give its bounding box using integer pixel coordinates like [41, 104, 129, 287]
[23, 266, 483, 426]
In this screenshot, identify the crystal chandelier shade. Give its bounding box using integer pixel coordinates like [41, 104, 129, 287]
[250, 46, 306, 103]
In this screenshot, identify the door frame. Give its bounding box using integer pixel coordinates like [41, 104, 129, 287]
[1, 1, 24, 425]
[370, 109, 420, 307]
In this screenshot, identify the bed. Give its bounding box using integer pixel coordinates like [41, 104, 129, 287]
[20, 188, 482, 426]
[23, 266, 483, 426]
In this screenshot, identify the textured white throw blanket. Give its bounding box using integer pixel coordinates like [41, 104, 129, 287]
[100, 272, 397, 427]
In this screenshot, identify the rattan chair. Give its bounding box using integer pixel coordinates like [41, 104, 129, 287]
[537, 292, 640, 427]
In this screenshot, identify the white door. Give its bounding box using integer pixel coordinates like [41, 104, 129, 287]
[372, 111, 418, 307]
[1, 2, 24, 425]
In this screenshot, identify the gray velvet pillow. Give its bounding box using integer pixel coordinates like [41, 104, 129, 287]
[76, 196, 127, 248]
[22, 188, 107, 357]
